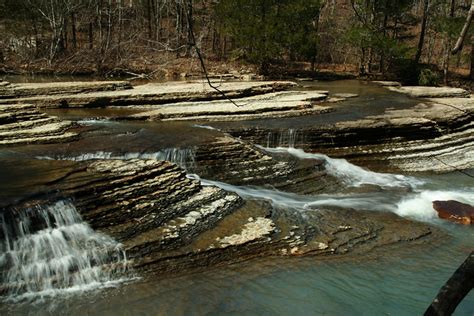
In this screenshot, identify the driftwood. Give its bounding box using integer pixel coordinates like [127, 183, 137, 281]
[425, 252, 474, 315]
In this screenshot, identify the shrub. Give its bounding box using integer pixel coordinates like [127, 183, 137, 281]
[418, 68, 439, 86]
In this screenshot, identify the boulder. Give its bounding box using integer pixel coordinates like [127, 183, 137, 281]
[432, 200, 474, 225]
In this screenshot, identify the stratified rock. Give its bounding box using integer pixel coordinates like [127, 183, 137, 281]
[0, 80, 296, 108]
[227, 98, 474, 173]
[0, 80, 132, 98]
[1, 157, 441, 276]
[388, 86, 470, 98]
[432, 200, 474, 225]
[128, 91, 330, 121]
[191, 136, 341, 194]
[0, 103, 78, 145]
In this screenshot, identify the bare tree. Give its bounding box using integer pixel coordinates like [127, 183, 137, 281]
[415, 0, 430, 64]
[27, 0, 82, 63]
[451, 0, 474, 54]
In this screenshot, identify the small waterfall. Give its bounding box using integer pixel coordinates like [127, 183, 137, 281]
[36, 147, 197, 171]
[265, 129, 300, 148]
[0, 200, 128, 300]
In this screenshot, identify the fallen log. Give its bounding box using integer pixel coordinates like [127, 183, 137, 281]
[425, 252, 474, 315]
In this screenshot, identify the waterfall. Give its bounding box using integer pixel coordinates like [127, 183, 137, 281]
[265, 129, 300, 148]
[36, 147, 197, 171]
[0, 200, 128, 301]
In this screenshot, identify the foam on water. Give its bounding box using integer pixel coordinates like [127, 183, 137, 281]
[0, 200, 129, 301]
[395, 190, 474, 221]
[260, 146, 423, 188]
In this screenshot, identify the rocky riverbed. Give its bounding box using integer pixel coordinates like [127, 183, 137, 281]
[0, 78, 472, 303]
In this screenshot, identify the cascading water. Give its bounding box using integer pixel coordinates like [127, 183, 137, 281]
[0, 200, 128, 301]
[266, 129, 299, 148]
[260, 146, 423, 189]
[36, 147, 197, 171]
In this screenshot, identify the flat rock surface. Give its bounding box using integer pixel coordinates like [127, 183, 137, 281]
[388, 86, 470, 98]
[129, 91, 330, 121]
[0, 80, 296, 108]
[0, 80, 132, 98]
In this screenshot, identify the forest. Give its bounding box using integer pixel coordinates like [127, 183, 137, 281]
[0, 0, 473, 85]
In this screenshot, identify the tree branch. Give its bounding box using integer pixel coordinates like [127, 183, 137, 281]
[186, 0, 242, 107]
[452, 1, 474, 54]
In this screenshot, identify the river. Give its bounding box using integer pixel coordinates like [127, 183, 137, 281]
[0, 79, 472, 315]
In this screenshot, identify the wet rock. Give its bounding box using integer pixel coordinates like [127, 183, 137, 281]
[388, 86, 470, 98]
[432, 200, 474, 225]
[0, 103, 78, 145]
[191, 136, 340, 194]
[226, 98, 474, 173]
[1, 157, 441, 277]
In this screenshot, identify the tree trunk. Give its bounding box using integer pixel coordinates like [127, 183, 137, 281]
[89, 22, 93, 49]
[443, 0, 456, 84]
[71, 12, 77, 50]
[415, 0, 430, 64]
[425, 252, 474, 316]
[470, 43, 474, 79]
[452, 0, 474, 54]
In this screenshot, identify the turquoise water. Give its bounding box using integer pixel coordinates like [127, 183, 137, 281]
[1, 223, 472, 315]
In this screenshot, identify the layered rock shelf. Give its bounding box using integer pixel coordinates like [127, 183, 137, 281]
[128, 91, 331, 121]
[191, 135, 342, 194]
[227, 94, 474, 173]
[0, 80, 132, 98]
[0, 158, 439, 275]
[0, 103, 78, 145]
[0, 80, 296, 108]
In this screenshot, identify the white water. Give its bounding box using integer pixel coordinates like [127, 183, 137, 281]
[193, 124, 219, 131]
[0, 200, 128, 301]
[395, 190, 474, 221]
[189, 174, 400, 213]
[189, 142, 473, 224]
[260, 146, 423, 189]
[36, 147, 196, 170]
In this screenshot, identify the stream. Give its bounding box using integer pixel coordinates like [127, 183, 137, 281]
[0, 79, 473, 315]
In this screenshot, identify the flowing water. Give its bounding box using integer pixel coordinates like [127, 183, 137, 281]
[0, 79, 473, 315]
[0, 201, 130, 302]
